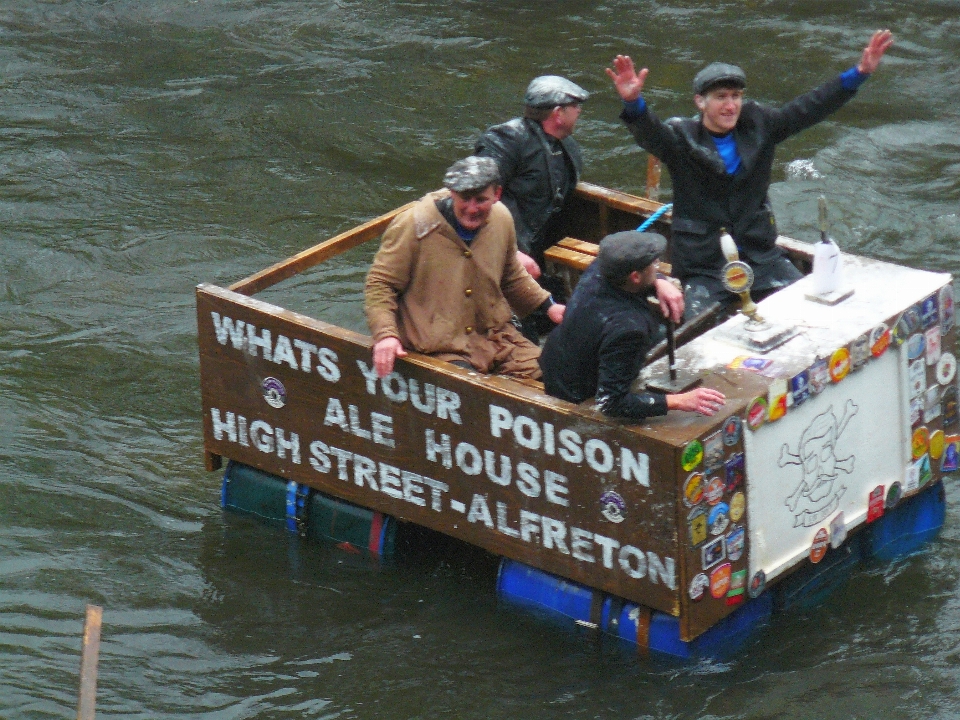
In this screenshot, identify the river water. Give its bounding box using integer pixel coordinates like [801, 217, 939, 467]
[2, 1, 960, 717]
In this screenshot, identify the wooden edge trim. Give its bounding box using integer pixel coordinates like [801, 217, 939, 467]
[574, 181, 666, 216]
[228, 201, 418, 296]
[204, 451, 223, 472]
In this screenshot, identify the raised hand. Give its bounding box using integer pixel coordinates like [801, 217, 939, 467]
[857, 29, 894, 75]
[605, 55, 649, 102]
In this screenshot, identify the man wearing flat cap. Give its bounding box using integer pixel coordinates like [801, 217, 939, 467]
[606, 30, 894, 316]
[540, 231, 726, 420]
[365, 156, 564, 380]
[475, 75, 588, 341]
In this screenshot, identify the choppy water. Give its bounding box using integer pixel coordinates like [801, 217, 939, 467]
[2, 1, 960, 717]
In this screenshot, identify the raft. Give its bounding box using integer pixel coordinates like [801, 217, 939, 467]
[197, 182, 953, 658]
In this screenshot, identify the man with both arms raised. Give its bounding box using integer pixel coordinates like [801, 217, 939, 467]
[606, 30, 894, 316]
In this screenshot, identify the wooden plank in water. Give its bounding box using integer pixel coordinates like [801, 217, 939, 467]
[77, 604, 103, 720]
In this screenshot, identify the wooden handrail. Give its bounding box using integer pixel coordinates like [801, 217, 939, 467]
[229, 201, 417, 296]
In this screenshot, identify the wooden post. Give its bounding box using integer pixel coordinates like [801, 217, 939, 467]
[645, 156, 662, 201]
[77, 604, 103, 720]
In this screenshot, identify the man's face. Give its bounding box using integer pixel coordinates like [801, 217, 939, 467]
[553, 102, 582, 139]
[451, 185, 502, 231]
[624, 262, 659, 294]
[696, 86, 744, 134]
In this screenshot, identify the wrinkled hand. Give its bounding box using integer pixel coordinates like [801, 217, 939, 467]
[654, 278, 684, 324]
[668, 387, 727, 415]
[858, 29, 894, 74]
[373, 336, 406, 378]
[604, 55, 648, 102]
[547, 302, 565, 325]
[517, 251, 541, 279]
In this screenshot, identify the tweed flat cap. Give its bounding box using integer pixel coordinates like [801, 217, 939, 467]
[442, 156, 501, 193]
[693, 62, 746, 95]
[596, 231, 666, 281]
[524, 75, 590, 108]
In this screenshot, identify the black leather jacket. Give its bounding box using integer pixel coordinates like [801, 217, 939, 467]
[621, 76, 857, 281]
[475, 118, 583, 260]
[539, 264, 668, 421]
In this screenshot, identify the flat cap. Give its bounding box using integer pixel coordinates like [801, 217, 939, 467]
[442, 156, 501, 193]
[524, 75, 590, 108]
[693, 62, 746, 95]
[597, 231, 666, 281]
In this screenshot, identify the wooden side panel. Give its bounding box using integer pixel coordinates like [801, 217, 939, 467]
[197, 284, 687, 615]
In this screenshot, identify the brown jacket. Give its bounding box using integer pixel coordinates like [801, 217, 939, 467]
[365, 191, 548, 364]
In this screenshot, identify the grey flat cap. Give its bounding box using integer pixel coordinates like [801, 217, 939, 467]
[693, 62, 746, 95]
[443, 156, 501, 193]
[524, 75, 590, 108]
[597, 231, 666, 281]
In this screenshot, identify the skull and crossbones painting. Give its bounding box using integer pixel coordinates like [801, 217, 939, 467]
[778, 400, 858, 527]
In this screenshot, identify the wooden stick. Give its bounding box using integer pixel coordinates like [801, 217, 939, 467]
[77, 604, 103, 720]
[645, 156, 662, 201]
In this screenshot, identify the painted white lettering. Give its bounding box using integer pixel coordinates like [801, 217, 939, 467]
[275, 428, 301, 464]
[455, 442, 482, 476]
[543, 422, 555, 455]
[323, 398, 348, 431]
[370, 412, 395, 447]
[401, 471, 426, 507]
[210, 408, 237, 443]
[249, 420, 274, 454]
[618, 546, 648, 579]
[558, 428, 584, 464]
[330, 446, 352, 481]
[484, 451, 511, 486]
[424, 430, 452, 469]
[621, 448, 650, 487]
[272, 334, 298, 370]
[316, 347, 340, 382]
[382, 373, 408, 403]
[238, 415, 249, 447]
[355, 359, 380, 395]
[520, 510, 541, 543]
[352, 454, 378, 490]
[419, 475, 448, 511]
[513, 415, 541, 450]
[436, 387, 462, 425]
[543, 470, 569, 507]
[541, 516, 569, 554]
[496, 502, 520, 538]
[409, 378, 435, 414]
[379, 463, 403, 499]
[570, 527, 595, 563]
[348, 405, 371, 440]
[593, 533, 620, 569]
[467, 494, 494, 527]
[489, 404, 512, 438]
[647, 552, 677, 589]
[293, 339, 316, 372]
[516, 462, 540, 498]
[585, 438, 614, 473]
[246, 324, 272, 360]
[211, 313, 246, 349]
[309, 440, 332, 473]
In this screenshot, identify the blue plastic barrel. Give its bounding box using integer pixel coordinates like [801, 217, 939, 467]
[864, 481, 946, 562]
[496, 559, 600, 626]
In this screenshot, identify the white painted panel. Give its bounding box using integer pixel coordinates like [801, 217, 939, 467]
[745, 346, 908, 581]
